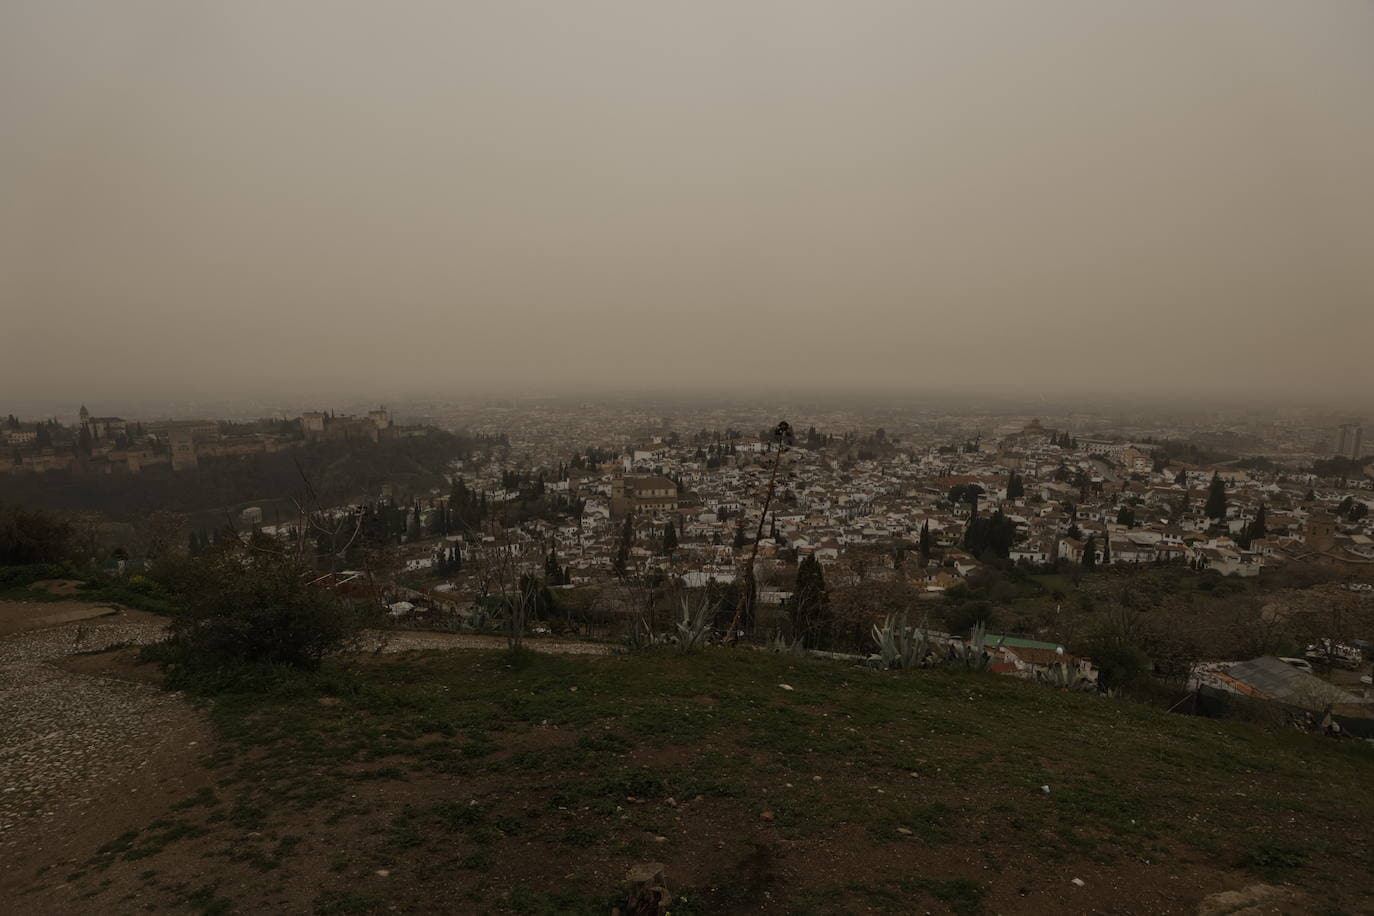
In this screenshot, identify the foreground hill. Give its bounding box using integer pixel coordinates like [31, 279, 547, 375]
[10, 646, 1374, 914]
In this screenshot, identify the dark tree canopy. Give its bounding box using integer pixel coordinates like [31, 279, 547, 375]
[1205, 472, 1228, 521]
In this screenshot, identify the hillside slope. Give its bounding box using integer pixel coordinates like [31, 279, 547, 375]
[10, 648, 1374, 914]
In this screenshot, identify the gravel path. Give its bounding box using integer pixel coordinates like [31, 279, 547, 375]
[0, 613, 185, 849]
[0, 613, 609, 852]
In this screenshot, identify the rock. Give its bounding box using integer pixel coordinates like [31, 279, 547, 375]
[624, 863, 665, 886]
[896, 827, 913, 835]
[778, 683, 794, 691]
[1041, 785, 1051, 795]
[1071, 877, 1085, 887]
[623, 862, 670, 916]
[1196, 883, 1304, 916]
[375, 869, 391, 878]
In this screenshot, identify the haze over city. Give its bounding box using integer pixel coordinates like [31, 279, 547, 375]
[7, 4, 1374, 914]
[4, 1, 1373, 404]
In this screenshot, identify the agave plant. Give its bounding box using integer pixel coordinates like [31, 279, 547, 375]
[1036, 660, 1095, 691]
[674, 591, 714, 653]
[766, 631, 807, 656]
[871, 612, 935, 670]
[945, 620, 1004, 672]
[626, 615, 672, 650]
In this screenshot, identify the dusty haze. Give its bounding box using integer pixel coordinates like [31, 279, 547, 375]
[3, 1, 1373, 404]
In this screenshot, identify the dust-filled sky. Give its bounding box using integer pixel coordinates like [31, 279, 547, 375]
[3, 1, 1373, 404]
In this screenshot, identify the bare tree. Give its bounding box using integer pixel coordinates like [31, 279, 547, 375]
[725, 421, 793, 642]
[464, 519, 544, 649]
[288, 458, 363, 571]
[130, 509, 187, 562]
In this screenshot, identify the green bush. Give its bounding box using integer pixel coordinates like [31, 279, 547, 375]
[1091, 645, 1152, 692]
[156, 548, 373, 681]
[0, 562, 76, 590]
[0, 503, 74, 566]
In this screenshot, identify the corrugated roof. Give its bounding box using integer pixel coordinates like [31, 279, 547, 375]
[1223, 657, 1365, 709]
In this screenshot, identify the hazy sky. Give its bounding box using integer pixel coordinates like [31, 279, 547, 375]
[3, 1, 1373, 404]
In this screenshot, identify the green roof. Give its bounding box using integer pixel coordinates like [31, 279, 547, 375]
[985, 634, 1064, 651]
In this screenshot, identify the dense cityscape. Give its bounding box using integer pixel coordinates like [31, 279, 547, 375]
[5, 0, 1374, 911]
[4, 400, 1371, 670]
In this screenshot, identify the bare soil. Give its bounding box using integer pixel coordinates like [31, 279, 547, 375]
[2, 615, 1367, 915]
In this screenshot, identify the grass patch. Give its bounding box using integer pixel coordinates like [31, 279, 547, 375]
[83, 646, 1374, 913]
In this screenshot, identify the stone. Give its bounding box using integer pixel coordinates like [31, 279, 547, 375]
[623, 862, 671, 916]
[1197, 884, 1304, 916]
[624, 862, 665, 886]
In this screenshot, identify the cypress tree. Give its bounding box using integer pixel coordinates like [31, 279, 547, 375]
[1007, 472, 1024, 499]
[790, 555, 828, 647]
[1205, 472, 1228, 521]
[614, 514, 634, 577]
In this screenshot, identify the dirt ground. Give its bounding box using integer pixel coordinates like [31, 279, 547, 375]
[0, 604, 1355, 915]
[0, 608, 615, 915]
[0, 603, 212, 914]
[0, 598, 121, 637]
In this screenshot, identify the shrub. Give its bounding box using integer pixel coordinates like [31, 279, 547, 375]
[0, 503, 73, 566]
[0, 562, 75, 590]
[158, 548, 372, 677]
[1090, 645, 1151, 692]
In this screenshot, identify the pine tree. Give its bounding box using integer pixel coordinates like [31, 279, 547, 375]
[732, 525, 746, 550]
[918, 520, 931, 559]
[661, 521, 678, 556]
[1082, 535, 1097, 569]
